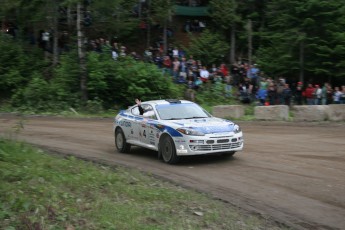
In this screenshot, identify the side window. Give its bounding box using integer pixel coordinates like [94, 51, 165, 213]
[131, 106, 140, 115]
[142, 105, 157, 120]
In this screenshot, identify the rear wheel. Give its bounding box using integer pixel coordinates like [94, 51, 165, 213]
[115, 128, 131, 153]
[159, 135, 179, 164]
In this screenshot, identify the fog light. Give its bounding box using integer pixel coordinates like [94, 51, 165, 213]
[190, 140, 204, 144]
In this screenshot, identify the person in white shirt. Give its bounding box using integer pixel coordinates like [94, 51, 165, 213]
[199, 66, 209, 82]
[333, 87, 342, 104]
[314, 84, 322, 105]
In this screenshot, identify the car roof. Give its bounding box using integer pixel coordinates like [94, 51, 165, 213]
[142, 99, 194, 106]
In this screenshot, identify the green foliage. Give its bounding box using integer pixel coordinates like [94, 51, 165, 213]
[88, 0, 139, 42]
[185, 30, 230, 66]
[1, 0, 345, 114]
[10, 52, 80, 112]
[0, 35, 23, 76]
[0, 138, 284, 230]
[257, 0, 345, 80]
[195, 82, 238, 110]
[0, 34, 46, 99]
[87, 53, 181, 108]
[150, 0, 175, 23]
[209, 0, 240, 30]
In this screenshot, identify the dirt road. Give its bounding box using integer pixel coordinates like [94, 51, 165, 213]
[1, 114, 344, 230]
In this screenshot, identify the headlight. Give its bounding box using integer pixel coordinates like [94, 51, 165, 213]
[234, 124, 241, 134]
[176, 128, 205, 136]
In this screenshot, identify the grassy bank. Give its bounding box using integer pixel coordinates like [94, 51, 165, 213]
[0, 138, 287, 230]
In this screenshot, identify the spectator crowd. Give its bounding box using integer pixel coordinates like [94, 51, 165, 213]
[86, 35, 345, 106]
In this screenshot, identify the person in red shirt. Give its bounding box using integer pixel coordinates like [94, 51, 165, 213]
[219, 63, 229, 77]
[162, 56, 172, 76]
[304, 83, 315, 105]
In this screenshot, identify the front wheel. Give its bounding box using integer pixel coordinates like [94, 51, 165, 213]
[159, 135, 179, 164]
[115, 128, 131, 153]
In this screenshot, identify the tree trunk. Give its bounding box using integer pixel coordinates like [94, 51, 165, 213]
[247, 19, 252, 66]
[51, 0, 59, 67]
[230, 24, 236, 64]
[146, 0, 151, 48]
[299, 39, 304, 83]
[163, 20, 167, 55]
[77, 2, 88, 103]
[67, 6, 73, 29]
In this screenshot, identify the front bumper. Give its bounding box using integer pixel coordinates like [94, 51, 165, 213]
[173, 132, 244, 156]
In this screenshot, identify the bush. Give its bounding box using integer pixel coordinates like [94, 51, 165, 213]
[185, 29, 230, 66]
[87, 53, 183, 108]
[0, 34, 47, 99]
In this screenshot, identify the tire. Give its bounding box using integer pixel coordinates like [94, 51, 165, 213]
[115, 128, 131, 153]
[159, 135, 179, 164]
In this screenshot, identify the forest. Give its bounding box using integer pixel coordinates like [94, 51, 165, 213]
[1, 0, 345, 112]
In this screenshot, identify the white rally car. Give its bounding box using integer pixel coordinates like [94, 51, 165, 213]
[114, 99, 243, 164]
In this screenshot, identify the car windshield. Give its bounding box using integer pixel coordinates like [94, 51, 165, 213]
[156, 103, 211, 120]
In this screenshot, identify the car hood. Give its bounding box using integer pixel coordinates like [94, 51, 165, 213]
[162, 117, 237, 134]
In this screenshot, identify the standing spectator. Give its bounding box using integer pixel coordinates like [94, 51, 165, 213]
[231, 63, 240, 86]
[333, 87, 342, 104]
[314, 85, 322, 105]
[304, 83, 315, 105]
[172, 47, 179, 58]
[143, 48, 153, 62]
[187, 68, 195, 82]
[41, 29, 50, 51]
[153, 54, 163, 68]
[199, 66, 210, 82]
[341, 85, 345, 104]
[326, 84, 333, 104]
[282, 84, 292, 106]
[294, 82, 303, 105]
[256, 87, 267, 106]
[178, 48, 186, 59]
[191, 62, 199, 80]
[224, 74, 233, 98]
[120, 46, 126, 56]
[219, 63, 229, 77]
[276, 78, 285, 104]
[247, 64, 260, 87]
[199, 20, 206, 32]
[267, 85, 277, 105]
[259, 77, 268, 90]
[179, 57, 187, 81]
[172, 57, 181, 81]
[187, 55, 196, 68]
[184, 20, 191, 32]
[321, 82, 329, 105]
[210, 64, 218, 77]
[103, 40, 112, 53]
[191, 19, 200, 32]
[167, 45, 174, 59]
[238, 81, 251, 104]
[162, 56, 172, 75]
[130, 51, 140, 60]
[112, 48, 118, 60]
